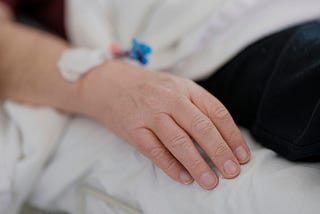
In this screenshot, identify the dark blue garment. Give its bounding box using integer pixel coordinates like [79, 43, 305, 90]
[197, 21, 320, 161]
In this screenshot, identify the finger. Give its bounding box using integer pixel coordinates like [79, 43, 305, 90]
[191, 85, 250, 164]
[170, 96, 241, 179]
[132, 128, 194, 185]
[149, 113, 218, 190]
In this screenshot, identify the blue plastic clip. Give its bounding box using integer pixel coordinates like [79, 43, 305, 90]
[129, 38, 152, 65]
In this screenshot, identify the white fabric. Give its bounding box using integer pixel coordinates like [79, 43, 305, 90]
[0, 103, 69, 214]
[57, 48, 110, 82]
[67, 0, 320, 80]
[2, 108, 320, 214]
[1, 0, 320, 213]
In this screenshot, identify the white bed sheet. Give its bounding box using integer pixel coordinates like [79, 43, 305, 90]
[28, 116, 320, 214]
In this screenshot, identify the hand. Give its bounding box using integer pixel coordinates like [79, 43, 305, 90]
[79, 60, 250, 190]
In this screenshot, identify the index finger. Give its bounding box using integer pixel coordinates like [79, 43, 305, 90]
[191, 84, 251, 164]
[169, 96, 241, 179]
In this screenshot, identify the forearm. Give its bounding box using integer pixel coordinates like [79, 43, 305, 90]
[0, 20, 82, 113]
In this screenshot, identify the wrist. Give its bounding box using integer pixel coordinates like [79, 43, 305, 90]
[55, 48, 115, 117]
[72, 59, 116, 119]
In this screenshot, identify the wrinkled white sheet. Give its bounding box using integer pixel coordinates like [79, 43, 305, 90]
[66, 0, 320, 80]
[2, 103, 320, 214]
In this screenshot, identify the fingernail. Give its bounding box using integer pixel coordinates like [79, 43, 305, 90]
[199, 172, 217, 188]
[235, 146, 249, 163]
[180, 171, 193, 184]
[223, 160, 239, 176]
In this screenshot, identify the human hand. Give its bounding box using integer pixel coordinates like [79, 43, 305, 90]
[78, 60, 250, 190]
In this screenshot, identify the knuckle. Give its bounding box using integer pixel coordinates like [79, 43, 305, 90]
[168, 132, 189, 149]
[212, 106, 230, 120]
[187, 158, 203, 171]
[163, 158, 179, 172]
[152, 112, 171, 127]
[149, 146, 166, 161]
[225, 129, 240, 145]
[191, 114, 214, 136]
[174, 95, 188, 105]
[153, 112, 166, 123]
[212, 142, 230, 158]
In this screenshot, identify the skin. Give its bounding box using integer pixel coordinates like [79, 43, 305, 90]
[0, 4, 250, 190]
[0, 2, 13, 21]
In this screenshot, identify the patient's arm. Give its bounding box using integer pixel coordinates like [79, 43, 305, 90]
[0, 12, 81, 113]
[0, 4, 250, 190]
